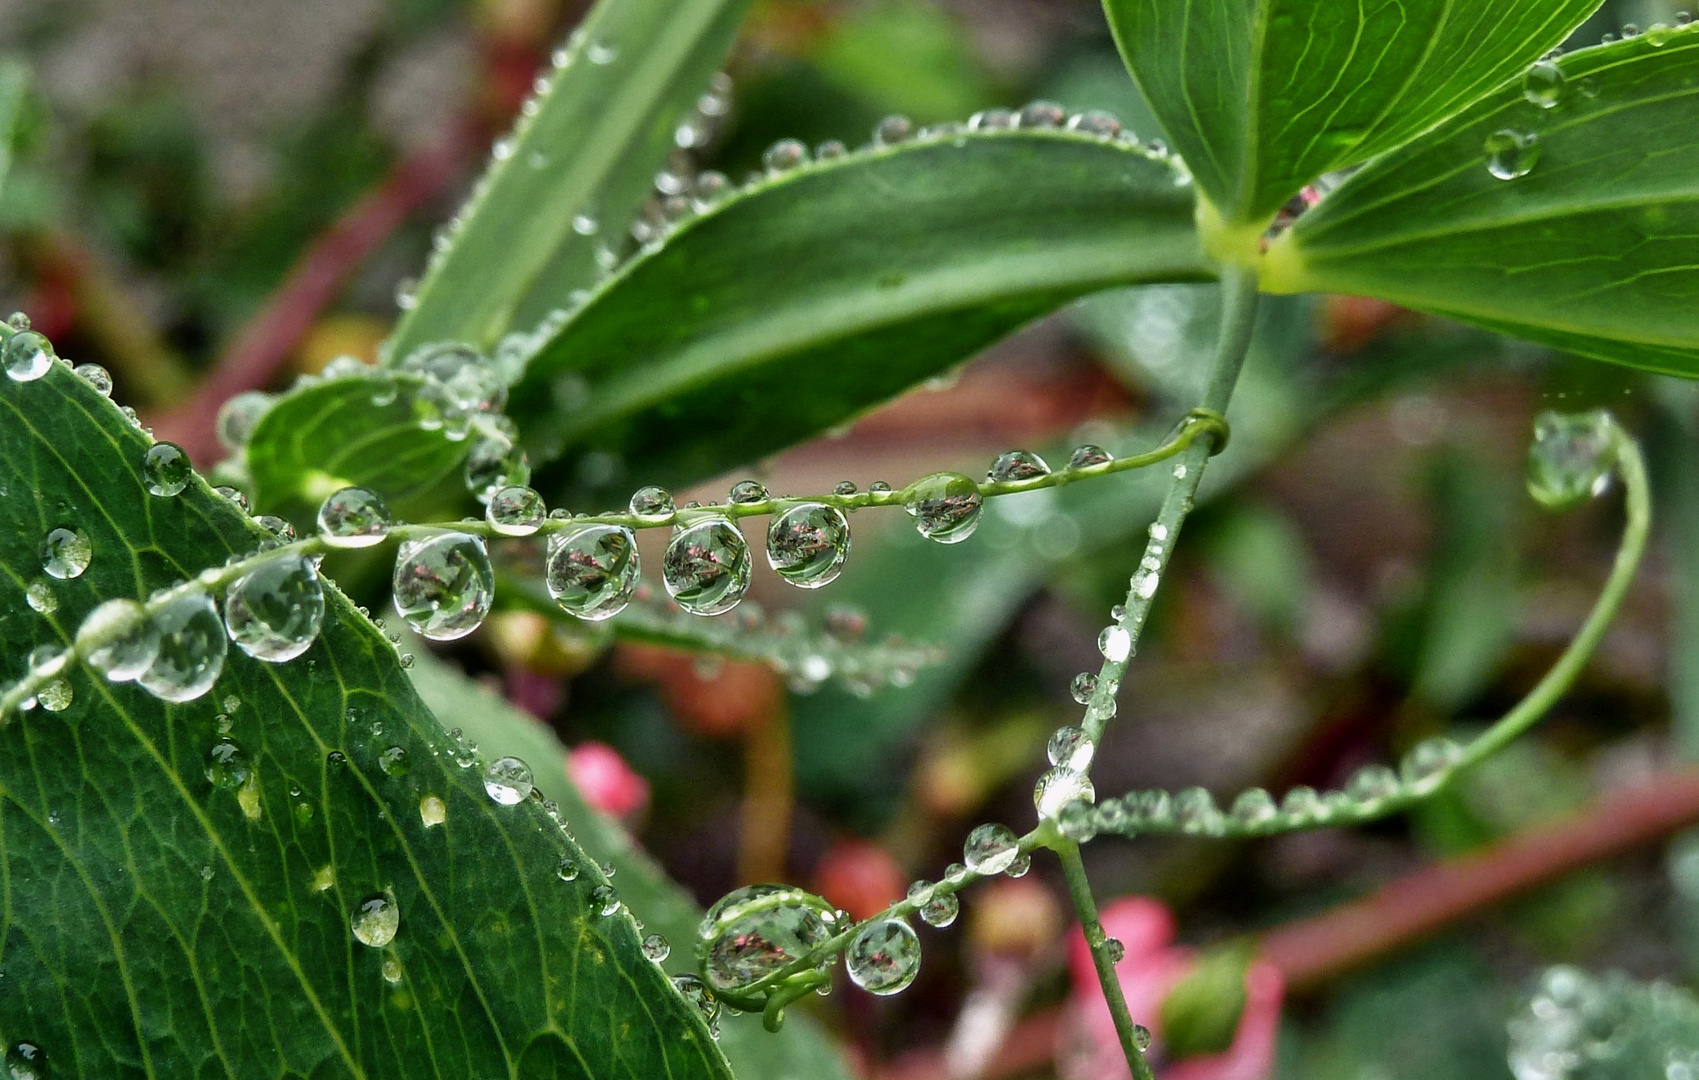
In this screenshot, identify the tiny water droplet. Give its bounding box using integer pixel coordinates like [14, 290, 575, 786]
[1047, 726, 1095, 771]
[591, 883, 621, 916]
[873, 115, 914, 145]
[1346, 764, 1400, 805]
[138, 593, 228, 702]
[762, 138, 809, 172]
[3, 330, 54, 381]
[351, 891, 399, 947]
[379, 746, 410, 778]
[1484, 128, 1540, 180]
[642, 933, 671, 962]
[1230, 787, 1277, 828]
[1066, 110, 1121, 137]
[1400, 737, 1463, 789]
[37, 679, 72, 712]
[962, 823, 1019, 876]
[663, 517, 752, 615]
[41, 527, 91, 579]
[74, 362, 112, 395]
[729, 479, 768, 504]
[318, 486, 393, 548]
[213, 486, 250, 512]
[588, 40, 617, 64]
[1034, 767, 1095, 820]
[215, 391, 274, 451]
[766, 502, 850, 588]
[483, 756, 534, 805]
[1070, 672, 1098, 704]
[206, 738, 250, 789]
[392, 532, 494, 640]
[988, 449, 1050, 484]
[142, 442, 193, 497]
[556, 855, 579, 881]
[487, 485, 546, 536]
[833, 480, 858, 496]
[673, 973, 721, 1031]
[1133, 1024, 1152, 1051]
[1523, 60, 1565, 107]
[916, 885, 958, 928]
[224, 555, 325, 662]
[629, 486, 674, 521]
[1069, 444, 1113, 470]
[25, 579, 55, 614]
[1098, 625, 1131, 663]
[903, 473, 982, 544]
[968, 107, 1015, 130]
[847, 919, 920, 995]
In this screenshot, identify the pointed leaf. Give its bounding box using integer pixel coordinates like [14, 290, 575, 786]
[0, 358, 729, 1079]
[508, 129, 1209, 499]
[1101, 0, 1599, 225]
[1265, 30, 1699, 377]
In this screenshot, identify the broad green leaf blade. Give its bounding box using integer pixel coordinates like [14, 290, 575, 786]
[405, 653, 856, 1080]
[0, 362, 730, 1079]
[245, 371, 468, 512]
[388, 0, 750, 358]
[1101, 0, 1599, 227]
[509, 130, 1210, 499]
[1265, 30, 1699, 377]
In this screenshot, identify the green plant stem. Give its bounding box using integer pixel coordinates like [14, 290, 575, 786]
[1058, 840, 1156, 1080]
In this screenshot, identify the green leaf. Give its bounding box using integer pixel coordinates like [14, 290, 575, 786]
[405, 652, 856, 1080]
[1266, 31, 1699, 376]
[0, 60, 29, 199]
[509, 129, 1209, 500]
[388, 0, 750, 358]
[1159, 940, 1254, 1057]
[0, 361, 729, 1079]
[1101, 0, 1599, 227]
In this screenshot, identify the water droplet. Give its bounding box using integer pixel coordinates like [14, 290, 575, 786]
[968, 107, 1016, 130]
[392, 532, 494, 640]
[1098, 625, 1131, 663]
[224, 555, 325, 662]
[141, 442, 193, 497]
[398, 343, 506, 414]
[643, 933, 671, 962]
[874, 115, 914, 145]
[4, 331, 54, 381]
[869, 480, 892, 494]
[988, 449, 1051, 484]
[206, 737, 251, 789]
[663, 517, 751, 615]
[1484, 128, 1540, 180]
[351, 891, 399, 947]
[484, 756, 534, 805]
[419, 794, 445, 827]
[1346, 764, 1400, 806]
[41, 528, 90, 579]
[487, 485, 545, 536]
[137, 593, 228, 702]
[847, 918, 920, 995]
[1106, 938, 1126, 964]
[465, 437, 528, 502]
[1133, 1023, 1152, 1051]
[1280, 785, 1320, 822]
[832, 480, 858, 497]
[916, 884, 958, 928]
[1066, 110, 1121, 137]
[1017, 100, 1065, 128]
[254, 515, 297, 546]
[1068, 444, 1113, 470]
[673, 973, 721, 1031]
[215, 391, 275, 451]
[318, 486, 392, 548]
[545, 524, 640, 621]
[214, 486, 250, 512]
[766, 502, 850, 589]
[1070, 672, 1098, 704]
[591, 883, 621, 916]
[629, 486, 674, 521]
[729, 479, 768, 504]
[1523, 60, 1565, 107]
[1229, 788, 1277, 829]
[1034, 767, 1095, 819]
[25, 579, 55, 614]
[1400, 737, 1463, 789]
[1528, 410, 1614, 509]
[379, 746, 410, 778]
[588, 40, 618, 64]
[903, 473, 982, 544]
[3, 1041, 45, 1079]
[762, 138, 809, 172]
[699, 884, 838, 993]
[74, 362, 112, 395]
[814, 140, 847, 160]
[1047, 726, 1095, 771]
[1174, 786, 1220, 833]
[962, 823, 1019, 875]
[556, 855, 579, 881]
[37, 679, 72, 712]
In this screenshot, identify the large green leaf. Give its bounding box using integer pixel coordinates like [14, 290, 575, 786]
[388, 0, 750, 358]
[405, 653, 855, 1080]
[1100, 0, 1599, 228]
[508, 129, 1210, 501]
[1265, 30, 1699, 377]
[0, 360, 728, 1079]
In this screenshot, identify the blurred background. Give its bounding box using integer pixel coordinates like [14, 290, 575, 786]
[4, 0, 1699, 1076]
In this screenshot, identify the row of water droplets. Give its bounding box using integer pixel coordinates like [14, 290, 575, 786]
[1484, 22, 1697, 184]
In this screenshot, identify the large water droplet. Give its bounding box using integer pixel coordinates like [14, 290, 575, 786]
[545, 524, 640, 621]
[215, 391, 275, 451]
[206, 737, 251, 789]
[37, 679, 72, 712]
[3, 331, 54, 381]
[1527, 409, 1614, 509]
[1068, 444, 1113, 470]
[903, 473, 982, 544]
[392, 532, 494, 640]
[142, 442, 193, 497]
[351, 891, 399, 947]
[1484, 128, 1540, 180]
[1047, 726, 1095, 771]
[962, 823, 1019, 875]
[1034, 767, 1095, 819]
[847, 918, 920, 995]
[79, 598, 161, 681]
[1098, 625, 1131, 663]
[988, 450, 1051, 484]
[766, 503, 850, 588]
[224, 555, 325, 662]
[318, 486, 392, 548]
[698, 884, 838, 993]
[483, 756, 534, 805]
[41, 527, 90, 579]
[487, 485, 545, 536]
[1522, 60, 1565, 107]
[137, 593, 228, 702]
[663, 517, 751, 615]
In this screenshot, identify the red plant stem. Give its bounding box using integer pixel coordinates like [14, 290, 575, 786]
[1261, 766, 1699, 992]
[147, 125, 475, 464]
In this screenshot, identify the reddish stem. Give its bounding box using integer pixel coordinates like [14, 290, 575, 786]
[147, 125, 475, 464]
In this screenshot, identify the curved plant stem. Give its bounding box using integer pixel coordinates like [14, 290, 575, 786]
[1058, 840, 1155, 1080]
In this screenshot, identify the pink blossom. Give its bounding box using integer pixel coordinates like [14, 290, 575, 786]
[568, 741, 649, 819]
[1060, 897, 1283, 1080]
